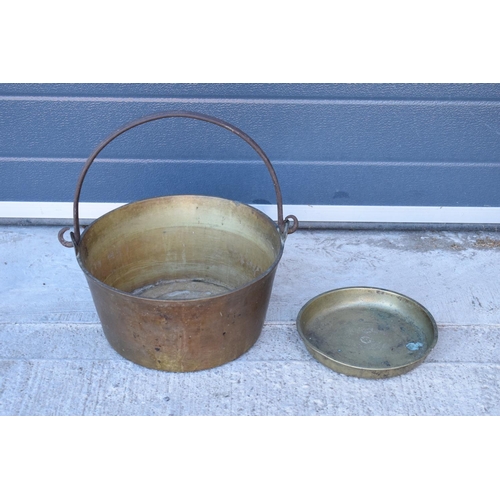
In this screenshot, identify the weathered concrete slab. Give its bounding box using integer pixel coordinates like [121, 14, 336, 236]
[1, 359, 498, 416]
[0, 227, 96, 324]
[1, 225, 500, 415]
[2, 227, 500, 325]
[270, 230, 500, 324]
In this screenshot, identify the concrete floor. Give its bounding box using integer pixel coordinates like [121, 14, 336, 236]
[1, 225, 499, 415]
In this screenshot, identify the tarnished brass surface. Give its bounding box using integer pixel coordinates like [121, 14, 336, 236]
[297, 287, 438, 379]
[77, 195, 284, 372]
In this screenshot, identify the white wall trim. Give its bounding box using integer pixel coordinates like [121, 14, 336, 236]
[2, 201, 500, 224]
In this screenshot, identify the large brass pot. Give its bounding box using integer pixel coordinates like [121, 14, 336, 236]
[59, 111, 298, 372]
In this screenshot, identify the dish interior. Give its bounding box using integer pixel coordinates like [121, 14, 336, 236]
[299, 289, 436, 370]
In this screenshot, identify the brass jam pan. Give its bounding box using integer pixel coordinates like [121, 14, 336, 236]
[296, 287, 438, 379]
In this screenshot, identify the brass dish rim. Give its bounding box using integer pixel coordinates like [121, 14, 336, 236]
[296, 286, 439, 378]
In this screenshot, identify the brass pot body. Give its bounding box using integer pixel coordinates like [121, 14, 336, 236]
[77, 195, 284, 372]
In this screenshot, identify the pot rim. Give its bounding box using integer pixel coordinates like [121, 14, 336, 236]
[76, 194, 285, 303]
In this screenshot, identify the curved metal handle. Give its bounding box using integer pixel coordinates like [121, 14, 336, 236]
[59, 110, 298, 248]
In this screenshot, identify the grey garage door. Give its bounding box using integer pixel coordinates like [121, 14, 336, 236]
[1, 83, 499, 224]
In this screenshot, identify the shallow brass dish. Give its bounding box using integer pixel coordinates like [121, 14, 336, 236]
[296, 287, 438, 379]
